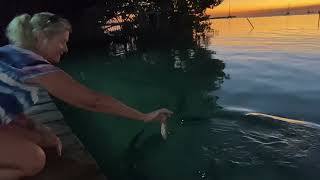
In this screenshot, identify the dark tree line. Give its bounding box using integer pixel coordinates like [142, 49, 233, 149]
[102, 0, 223, 38]
[0, 0, 223, 47]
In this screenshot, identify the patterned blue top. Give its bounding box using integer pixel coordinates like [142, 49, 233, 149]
[0, 45, 62, 125]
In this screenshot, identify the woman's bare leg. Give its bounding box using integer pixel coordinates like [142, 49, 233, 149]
[0, 168, 23, 180]
[0, 131, 46, 180]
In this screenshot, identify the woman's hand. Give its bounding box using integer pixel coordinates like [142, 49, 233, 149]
[31, 121, 62, 156]
[143, 108, 173, 123]
[14, 117, 62, 156]
[40, 131, 62, 156]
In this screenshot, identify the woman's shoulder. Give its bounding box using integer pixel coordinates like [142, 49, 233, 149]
[0, 45, 50, 68]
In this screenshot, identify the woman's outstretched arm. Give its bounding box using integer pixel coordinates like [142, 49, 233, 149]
[26, 71, 172, 122]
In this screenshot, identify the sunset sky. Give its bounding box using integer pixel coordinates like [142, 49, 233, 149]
[207, 0, 320, 17]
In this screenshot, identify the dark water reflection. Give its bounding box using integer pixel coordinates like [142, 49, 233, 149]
[58, 36, 228, 179]
[126, 112, 320, 180]
[57, 24, 320, 179]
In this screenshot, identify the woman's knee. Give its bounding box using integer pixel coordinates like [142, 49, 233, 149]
[0, 131, 46, 177]
[22, 144, 46, 177]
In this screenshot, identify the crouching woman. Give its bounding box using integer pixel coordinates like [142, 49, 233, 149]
[0, 12, 172, 180]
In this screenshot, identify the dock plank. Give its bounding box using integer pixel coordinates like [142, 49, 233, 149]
[23, 93, 108, 180]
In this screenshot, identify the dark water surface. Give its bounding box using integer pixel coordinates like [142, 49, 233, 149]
[57, 14, 320, 180]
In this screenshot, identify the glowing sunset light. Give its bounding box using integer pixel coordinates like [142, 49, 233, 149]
[207, 0, 320, 17]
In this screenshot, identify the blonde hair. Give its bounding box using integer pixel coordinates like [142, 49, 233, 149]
[6, 12, 72, 48]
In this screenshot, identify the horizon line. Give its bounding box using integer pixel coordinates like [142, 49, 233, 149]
[207, 4, 320, 17]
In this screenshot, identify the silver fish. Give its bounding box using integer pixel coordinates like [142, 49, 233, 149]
[161, 122, 167, 140]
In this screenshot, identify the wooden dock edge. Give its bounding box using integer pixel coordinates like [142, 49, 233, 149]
[23, 92, 108, 180]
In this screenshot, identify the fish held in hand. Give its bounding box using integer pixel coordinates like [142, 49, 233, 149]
[161, 122, 168, 140]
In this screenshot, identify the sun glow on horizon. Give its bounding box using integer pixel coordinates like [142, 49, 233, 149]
[207, 0, 320, 17]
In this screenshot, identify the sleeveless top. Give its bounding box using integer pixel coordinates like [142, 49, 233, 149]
[0, 45, 62, 125]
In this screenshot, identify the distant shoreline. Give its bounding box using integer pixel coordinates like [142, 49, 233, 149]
[208, 4, 320, 19]
[209, 16, 237, 19]
[209, 11, 320, 19]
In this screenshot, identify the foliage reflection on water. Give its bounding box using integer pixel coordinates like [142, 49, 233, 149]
[58, 14, 320, 180]
[58, 27, 228, 180]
